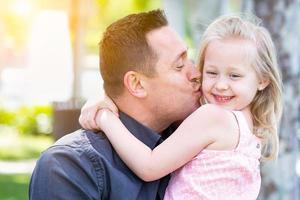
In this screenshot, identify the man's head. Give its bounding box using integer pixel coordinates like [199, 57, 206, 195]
[99, 10, 201, 131]
[100, 10, 167, 98]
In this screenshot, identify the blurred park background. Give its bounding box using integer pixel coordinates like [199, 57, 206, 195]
[0, 0, 299, 199]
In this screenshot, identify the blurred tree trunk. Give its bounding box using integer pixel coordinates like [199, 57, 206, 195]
[51, 0, 89, 141]
[70, 0, 89, 100]
[250, 0, 300, 199]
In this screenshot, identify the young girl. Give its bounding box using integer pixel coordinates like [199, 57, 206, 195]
[95, 15, 282, 200]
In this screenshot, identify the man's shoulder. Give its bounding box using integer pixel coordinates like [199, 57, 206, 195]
[37, 130, 88, 164]
[40, 129, 85, 157]
[53, 129, 88, 146]
[50, 129, 107, 147]
[33, 129, 111, 180]
[30, 129, 107, 199]
[43, 129, 111, 157]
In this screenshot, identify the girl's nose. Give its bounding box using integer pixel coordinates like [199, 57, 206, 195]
[215, 79, 229, 91]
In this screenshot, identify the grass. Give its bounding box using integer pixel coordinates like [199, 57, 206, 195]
[0, 173, 31, 200]
[0, 127, 54, 161]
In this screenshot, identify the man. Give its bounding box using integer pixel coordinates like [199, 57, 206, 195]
[29, 9, 200, 200]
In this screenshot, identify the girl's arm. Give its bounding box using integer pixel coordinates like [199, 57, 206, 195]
[97, 104, 235, 181]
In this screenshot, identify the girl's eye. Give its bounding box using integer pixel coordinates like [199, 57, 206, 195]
[230, 74, 242, 79]
[206, 71, 217, 76]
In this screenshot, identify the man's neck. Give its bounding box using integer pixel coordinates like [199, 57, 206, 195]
[120, 106, 170, 133]
[114, 97, 171, 133]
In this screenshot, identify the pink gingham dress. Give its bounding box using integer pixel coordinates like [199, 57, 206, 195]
[164, 111, 261, 200]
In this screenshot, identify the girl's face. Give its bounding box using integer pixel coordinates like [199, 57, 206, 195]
[202, 38, 267, 111]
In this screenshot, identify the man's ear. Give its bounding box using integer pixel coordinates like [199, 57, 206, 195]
[123, 71, 147, 98]
[258, 78, 270, 91]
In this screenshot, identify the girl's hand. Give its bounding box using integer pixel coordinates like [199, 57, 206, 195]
[79, 95, 118, 131]
[95, 108, 119, 131]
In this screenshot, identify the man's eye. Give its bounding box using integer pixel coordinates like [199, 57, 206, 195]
[176, 65, 184, 70]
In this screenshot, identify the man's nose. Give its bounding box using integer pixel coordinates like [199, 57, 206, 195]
[187, 61, 201, 82]
[188, 65, 201, 91]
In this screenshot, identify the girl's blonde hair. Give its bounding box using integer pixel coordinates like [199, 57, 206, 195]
[197, 14, 283, 160]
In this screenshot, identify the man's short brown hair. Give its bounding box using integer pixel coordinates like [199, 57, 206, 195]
[99, 9, 168, 98]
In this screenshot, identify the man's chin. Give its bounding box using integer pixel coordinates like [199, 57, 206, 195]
[192, 101, 201, 110]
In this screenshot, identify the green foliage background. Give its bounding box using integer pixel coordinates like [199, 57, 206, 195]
[0, 105, 53, 136]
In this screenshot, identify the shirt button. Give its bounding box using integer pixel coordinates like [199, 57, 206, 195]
[256, 143, 260, 149]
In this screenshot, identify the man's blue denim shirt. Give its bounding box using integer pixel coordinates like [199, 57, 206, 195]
[29, 112, 174, 200]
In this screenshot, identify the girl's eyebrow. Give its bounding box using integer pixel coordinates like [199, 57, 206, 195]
[203, 64, 217, 68]
[226, 65, 244, 71]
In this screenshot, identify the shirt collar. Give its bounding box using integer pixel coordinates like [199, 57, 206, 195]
[119, 112, 162, 149]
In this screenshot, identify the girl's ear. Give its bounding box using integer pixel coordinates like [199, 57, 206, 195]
[258, 78, 270, 91]
[123, 71, 147, 98]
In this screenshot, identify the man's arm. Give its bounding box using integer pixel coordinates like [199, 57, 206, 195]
[29, 146, 104, 200]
